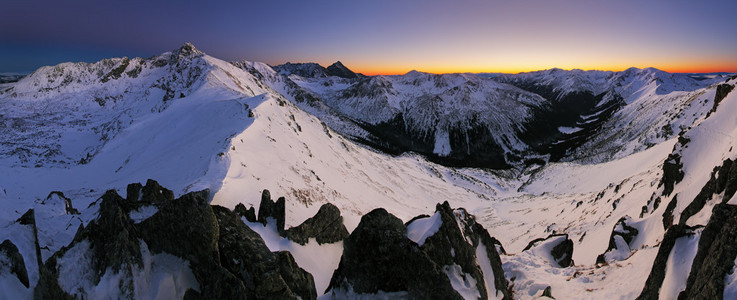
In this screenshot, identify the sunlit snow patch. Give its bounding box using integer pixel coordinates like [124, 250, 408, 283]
[476, 242, 503, 300]
[406, 212, 442, 246]
[443, 264, 480, 300]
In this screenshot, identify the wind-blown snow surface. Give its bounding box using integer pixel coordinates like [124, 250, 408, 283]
[0, 45, 735, 299]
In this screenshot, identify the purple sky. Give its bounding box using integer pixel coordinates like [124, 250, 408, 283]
[2, 0, 736, 74]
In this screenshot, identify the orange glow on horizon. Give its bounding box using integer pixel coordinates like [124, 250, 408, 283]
[354, 62, 737, 76]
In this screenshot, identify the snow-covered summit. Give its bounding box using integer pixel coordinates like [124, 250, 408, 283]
[0, 43, 272, 168]
[283, 68, 548, 167]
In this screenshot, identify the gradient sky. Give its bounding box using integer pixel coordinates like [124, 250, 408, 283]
[2, 0, 736, 75]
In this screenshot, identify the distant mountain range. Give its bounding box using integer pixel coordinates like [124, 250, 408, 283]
[1, 43, 736, 299]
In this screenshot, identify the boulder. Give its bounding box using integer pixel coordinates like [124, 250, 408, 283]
[285, 203, 349, 245]
[524, 234, 574, 268]
[596, 216, 639, 264]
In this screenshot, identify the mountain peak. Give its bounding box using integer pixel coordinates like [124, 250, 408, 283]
[173, 42, 204, 57]
[326, 61, 358, 79]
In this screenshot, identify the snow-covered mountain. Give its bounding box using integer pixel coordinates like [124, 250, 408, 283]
[1, 44, 736, 299]
[252, 66, 550, 168]
[272, 61, 361, 79]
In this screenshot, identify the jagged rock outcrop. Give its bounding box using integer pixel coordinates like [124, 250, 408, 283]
[35, 180, 316, 299]
[708, 83, 734, 117]
[274, 251, 317, 300]
[285, 203, 349, 245]
[213, 205, 316, 300]
[325, 61, 358, 79]
[715, 158, 737, 202]
[140, 179, 175, 204]
[678, 204, 737, 299]
[678, 159, 736, 225]
[327, 203, 512, 299]
[234, 203, 257, 222]
[326, 208, 462, 299]
[523, 234, 574, 268]
[596, 216, 639, 264]
[725, 159, 737, 202]
[0, 239, 29, 288]
[257, 190, 286, 234]
[419, 202, 511, 299]
[637, 225, 697, 300]
[662, 195, 678, 230]
[661, 153, 685, 197]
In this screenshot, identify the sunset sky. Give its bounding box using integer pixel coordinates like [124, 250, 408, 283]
[1, 0, 736, 74]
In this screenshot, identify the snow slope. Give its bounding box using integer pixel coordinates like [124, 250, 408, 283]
[1, 44, 735, 299]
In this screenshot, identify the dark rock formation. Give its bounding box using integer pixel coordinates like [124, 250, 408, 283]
[328, 203, 512, 299]
[285, 203, 349, 245]
[636, 225, 700, 299]
[707, 83, 734, 117]
[275, 251, 317, 300]
[125, 182, 143, 202]
[420, 203, 488, 298]
[596, 216, 639, 264]
[662, 195, 678, 230]
[234, 203, 257, 222]
[542, 285, 555, 299]
[140, 179, 175, 204]
[473, 223, 512, 299]
[660, 153, 685, 197]
[523, 234, 574, 268]
[325, 61, 359, 79]
[715, 159, 733, 195]
[257, 190, 286, 234]
[213, 205, 315, 300]
[726, 159, 737, 202]
[0, 239, 29, 288]
[327, 208, 462, 299]
[36, 180, 316, 300]
[678, 204, 737, 299]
